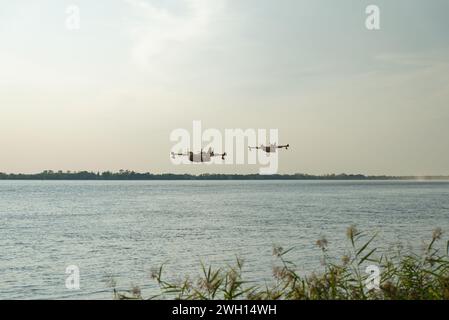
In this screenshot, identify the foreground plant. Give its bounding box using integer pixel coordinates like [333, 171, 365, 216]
[113, 227, 449, 300]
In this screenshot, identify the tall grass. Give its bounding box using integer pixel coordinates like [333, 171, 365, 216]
[113, 227, 449, 300]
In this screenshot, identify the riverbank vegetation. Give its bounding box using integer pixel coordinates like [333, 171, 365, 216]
[2, 170, 449, 180]
[112, 227, 449, 300]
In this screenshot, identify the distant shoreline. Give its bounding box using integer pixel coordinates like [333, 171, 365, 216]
[1, 171, 449, 181]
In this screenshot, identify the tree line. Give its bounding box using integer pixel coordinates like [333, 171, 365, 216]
[1, 170, 444, 180]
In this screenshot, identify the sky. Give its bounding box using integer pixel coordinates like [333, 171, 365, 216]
[0, 0, 448, 175]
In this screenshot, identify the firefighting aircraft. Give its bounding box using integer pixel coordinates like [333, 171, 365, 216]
[248, 143, 290, 154]
[171, 147, 227, 163]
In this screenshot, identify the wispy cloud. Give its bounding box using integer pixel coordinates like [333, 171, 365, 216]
[124, 0, 225, 68]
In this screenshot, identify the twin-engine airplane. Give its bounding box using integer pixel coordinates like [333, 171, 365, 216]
[171, 147, 227, 163]
[248, 143, 290, 154]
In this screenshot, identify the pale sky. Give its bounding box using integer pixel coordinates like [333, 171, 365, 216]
[1, 0, 448, 175]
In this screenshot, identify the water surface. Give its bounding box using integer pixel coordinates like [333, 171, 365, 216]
[1, 180, 448, 299]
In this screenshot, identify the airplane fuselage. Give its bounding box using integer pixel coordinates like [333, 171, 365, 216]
[189, 152, 212, 163]
[263, 147, 276, 153]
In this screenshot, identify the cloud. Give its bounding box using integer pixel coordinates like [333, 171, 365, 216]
[124, 0, 225, 68]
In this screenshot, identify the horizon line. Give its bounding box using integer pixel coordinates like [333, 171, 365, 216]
[1, 170, 449, 180]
